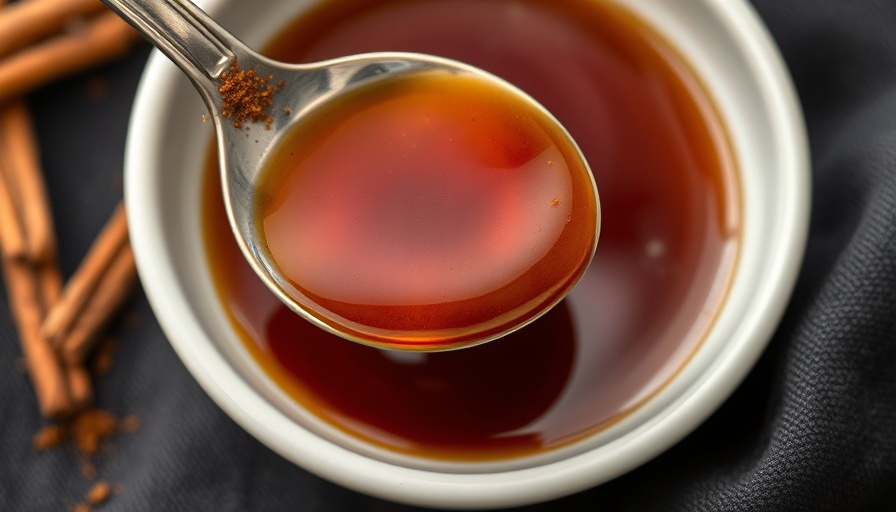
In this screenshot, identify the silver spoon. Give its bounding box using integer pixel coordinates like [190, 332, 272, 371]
[103, 0, 599, 351]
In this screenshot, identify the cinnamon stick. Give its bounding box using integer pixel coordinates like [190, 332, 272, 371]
[35, 249, 93, 411]
[0, 11, 139, 101]
[0, 0, 106, 57]
[1, 258, 72, 417]
[0, 0, 138, 422]
[0, 101, 56, 262]
[42, 202, 128, 347]
[0, 97, 90, 417]
[60, 240, 136, 364]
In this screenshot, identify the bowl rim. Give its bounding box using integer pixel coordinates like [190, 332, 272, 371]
[124, 0, 810, 507]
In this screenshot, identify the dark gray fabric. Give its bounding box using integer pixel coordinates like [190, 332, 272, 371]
[2, 0, 896, 510]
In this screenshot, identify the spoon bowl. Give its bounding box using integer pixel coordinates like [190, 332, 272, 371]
[103, 0, 599, 350]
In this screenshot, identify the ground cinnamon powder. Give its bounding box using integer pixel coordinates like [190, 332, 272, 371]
[85, 481, 111, 505]
[33, 407, 137, 511]
[218, 59, 278, 129]
[71, 408, 119, 456]
[32, 423, 65, 450]
[32, 408, 133, 457]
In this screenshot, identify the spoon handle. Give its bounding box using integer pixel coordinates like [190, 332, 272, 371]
[100, 0, 246, 104]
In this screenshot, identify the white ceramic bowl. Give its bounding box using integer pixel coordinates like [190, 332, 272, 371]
[125, 0, 809, 508]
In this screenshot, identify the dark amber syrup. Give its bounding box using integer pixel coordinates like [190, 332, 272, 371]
[202, 0, 740, 461]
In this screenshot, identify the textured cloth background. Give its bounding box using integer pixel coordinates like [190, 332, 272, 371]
[2, 0, 896, 510]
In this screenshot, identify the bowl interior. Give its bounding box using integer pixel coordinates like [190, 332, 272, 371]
[125, 0, 809, 507]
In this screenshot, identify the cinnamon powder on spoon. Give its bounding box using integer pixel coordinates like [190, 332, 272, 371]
[218, 59, 281, 129]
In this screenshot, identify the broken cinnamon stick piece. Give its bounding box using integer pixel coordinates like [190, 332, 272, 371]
[0, 0, 106, 57]
[0, 101, 56, 262]
[42, 202, 128, 348]
[60, 241, 136, 365]
[1, 258, 73, 418]
[0, 11, 139, 101]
